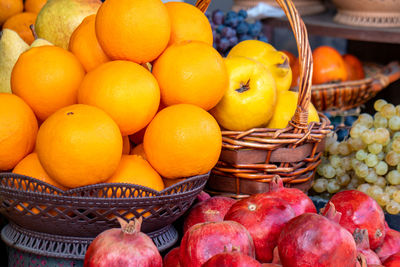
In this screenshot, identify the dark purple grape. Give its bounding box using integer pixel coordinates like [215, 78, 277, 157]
[258, 35, 269, 43]
[212, 10, 224, 25]
[213, 32, 220, 43]
[248, 21, 262, 36]
[226, 17, 239, 27]
[239, 35, 252, 42]
[238, 9, 248, 19]
[221, 27, 236, 38]
[225, 11, 237, 20]
[218, 38, 230, 52]
[216, 24, 225, 34]
[236, 21, 249, 35]
[228, 36, 238, 47]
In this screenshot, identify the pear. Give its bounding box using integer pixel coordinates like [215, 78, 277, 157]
[29, 25, 53, 47]
[35, 0, 101, 49]
[0, 29, 29, 94]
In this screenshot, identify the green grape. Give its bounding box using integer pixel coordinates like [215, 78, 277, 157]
[342, 157, 353, 171]
[350, 125, 367, 139]
[357, 183, 371, 194]
[327, 180, 341, 194]
[361, 129, 375, 145]
[376, 176, 387, 188]
[350, 175, 363, 187]
[348, 137, 366, 151]
[329, 142, 340, 155]
[393, 132, 400, 140]
[375, 128, 390, 144]
[374, 99, 387, 112]
[377, 152, 385, 161]
[365, 169, 378, 183]
[385, 186, 398, 197]
[312, 178, 328, 193]
[389, 116, 400, 131]
[381, 103, 396, 119]
[368, 143, 383, 154]
[386, 200, 400, 215]
[325, 133, 338, 152]
[374, 112, 384, 120]
[393, 190, 400, 203]
[316, 164, 325, 176]
[375, 161, 388, 176]
[335, 167, 346, 177]
[367, 185, 384, 198]
[397, 164, 400, 172]
[377, 193, 391, 207]
[384, 141, 393, 153]
[396, 105, 400, 116]
[351, 158, 361, 169]
[356, 150, 367, 161]
[365, 153, 379, 167]
[374, 116, 388, 128]
[338, 142, 351, 156]
[322, 164, 336, 179]
[385, 151, 400, 166]
[387, 170, 400, 185]
[391, 139, 400, 153]
[357, 113, 374, 128]
[355, 163, 369, 178]
[337, 173, 351, 186]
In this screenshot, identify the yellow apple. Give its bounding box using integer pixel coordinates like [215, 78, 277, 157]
[267, 90, 320, 129]
[227, 40, 292, 93]
[210, 56, 277, 131]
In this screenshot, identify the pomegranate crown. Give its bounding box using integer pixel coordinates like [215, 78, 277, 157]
[269, 175, 284, 192]
[320, 202, 342, 224]
[117, 217, 143, 234]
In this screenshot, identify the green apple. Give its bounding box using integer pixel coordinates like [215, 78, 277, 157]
[210, 56, 277, 131]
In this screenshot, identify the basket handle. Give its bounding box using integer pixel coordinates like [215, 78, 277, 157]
[195, 0, 211, 13]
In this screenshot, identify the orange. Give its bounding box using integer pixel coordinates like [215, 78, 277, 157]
[282, 50, 296, 69]
[144, 104, 222, 179]
[153, 41, 228, 111]
[78, 60, 160, 136]
[95, 0, 170, 63]
[0, 94, 38, 171]
[105, 155, 164, 194]
[163, 178, 185, 188]
[0, 0, 23, 26]
[129, 127, 147, 146]
[312, 46, 347, 85]
[3, 12, 37, 44]
[343, 54, 365, 81]
[165, 2, 212, 46]
[69, 14, 110, 72]
[35, 104, 123, 188]
[11, 46, 85, 121]
[24, 0, 47, 13]
[12, 152, 67, 191]
[130, 143, 146, 160]
[122, 136, 131, 155]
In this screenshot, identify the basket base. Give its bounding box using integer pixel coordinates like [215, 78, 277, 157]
[1, 223, 178, 261]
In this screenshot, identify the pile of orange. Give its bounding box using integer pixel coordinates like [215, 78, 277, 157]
[288, 46, 365, 87]
[0, 0, 225, 198]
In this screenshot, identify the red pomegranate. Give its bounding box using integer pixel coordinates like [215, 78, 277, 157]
[202, 251, 262, 267]
[321, 190, 386, 250]
[375, 228, 400, 262]
[164, 247, 180, 267]
[196, 191, 211, 203]
[84, 218, 162, 267]
[261, 265, 282, 267]
[383, 251, 400, 267]
[353, 229, 382, 265]
[183, 196, 236, 233]
[179, 221, 255, 267]
[278, 202, 358, 267]
[224, 194, 296, 263]
[264, 176, 316, 216]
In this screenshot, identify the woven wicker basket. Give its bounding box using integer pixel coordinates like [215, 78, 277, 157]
[311, 61, 400, 112]
[207, 0, 333, 198]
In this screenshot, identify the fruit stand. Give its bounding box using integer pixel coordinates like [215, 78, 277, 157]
[1, 0, 400, 266]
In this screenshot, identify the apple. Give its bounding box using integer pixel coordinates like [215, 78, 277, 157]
[210, 56, 277, 131]
[227, 40, 292, 93]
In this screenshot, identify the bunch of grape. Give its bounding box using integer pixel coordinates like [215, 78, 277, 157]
[313, 99, 400, 215]
[207, 10, 269, 55]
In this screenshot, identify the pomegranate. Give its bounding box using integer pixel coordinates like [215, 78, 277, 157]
[164, 247, 180, 267]
[179, 221, 255, 267]
[196, 191, 211, 203]
[84, 217, 162, 267]
[261, 265, 282, 267]
[224, 194, 296, 263]
[264, 176, 316, 216]
[183, 196, 236, 233]
[383, 252, 400, 267]
[202, 251, 262, 267]
[278, 202, 358, 267]
[321, 190, 386, 250]
[354, 229, 382, 265]
[375, 228, 400, 262]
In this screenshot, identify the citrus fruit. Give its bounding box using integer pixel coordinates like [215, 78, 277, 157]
[343, 54, 365, 81]
[78, 60, 160, 136]
[267, 90, 320, 129]
[3, 12, 37, 44]
[11, 46, 85, 121]
[24, 0, 47, 13]
[144, 104, 222, 179]
[165, 2, 212, 46]
[35, 104, 123, 188]
[122, 136, 131, 155]
[12, 152, 67, 191]
[312, 46, 347, 84]
[282, 50, 296, 69]
[105, 155, 164, 193]
[0, 94, 38, 171]
[129, 127, 147, 146]
[0, 0, 23, 25]
[69, 14, 109, 72]
[152, 41, 228, 111]
[95, 0, 170, 63]
[163, 178, 185, 188]
[130, 143, 146, 160]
